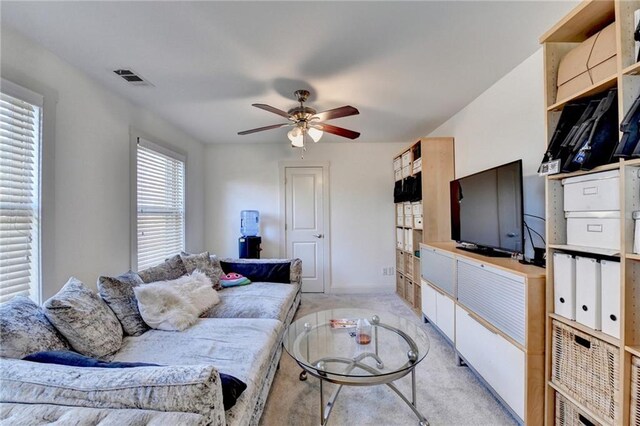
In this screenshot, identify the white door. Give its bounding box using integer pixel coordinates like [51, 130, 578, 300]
[285, 167, 325, 293]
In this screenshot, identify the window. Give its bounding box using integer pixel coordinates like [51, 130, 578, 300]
[135, 137, 185, 270]
[0, 80, 42, 303]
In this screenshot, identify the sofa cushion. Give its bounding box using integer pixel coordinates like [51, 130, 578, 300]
[205, 282, 298, 322]
[97, 271, 149, 337]
[137, 254, 187, 283]
[181, 251, 223, 290]
[0, 296, 70, 359]
[220, 260, 290, 283]
[0, 358, 225, 426]
[43, 277, 123, 358]
[112, 318, 281, 426]
[133, 272, 219, 331]
[0, 403, 207, 426]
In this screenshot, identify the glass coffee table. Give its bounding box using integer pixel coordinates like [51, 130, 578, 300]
[283, 309, 430, 426]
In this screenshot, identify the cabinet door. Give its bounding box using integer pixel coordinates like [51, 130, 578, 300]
[455, 306, 525, 420]
[421, 281, 437, 323]
[436, 291, 455, 342]
[420, 247, 455, 296]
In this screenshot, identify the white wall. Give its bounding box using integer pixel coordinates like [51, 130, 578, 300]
[429, 49, 547, 258]
[205, 142, 400, 293]
[1, 27, 206, 299]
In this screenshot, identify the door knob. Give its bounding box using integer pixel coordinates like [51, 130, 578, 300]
[313, 234, 324, 238]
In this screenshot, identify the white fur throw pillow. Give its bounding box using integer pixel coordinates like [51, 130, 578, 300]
[133, 271, 220, 331]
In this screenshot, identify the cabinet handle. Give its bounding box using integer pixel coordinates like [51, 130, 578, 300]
[578, 414, 595, 426]
[575, 335, 591, 349]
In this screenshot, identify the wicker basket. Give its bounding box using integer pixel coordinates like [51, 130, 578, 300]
[632, 356, 640, 426]
[551, 320, 619, 423]
[556, 392, 602, 426]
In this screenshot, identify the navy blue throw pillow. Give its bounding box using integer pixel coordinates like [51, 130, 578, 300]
[220, 261, 290, 283]
[23, 350, 247, 410]
[23, 350, 158, 368]
[219, 373, 248, 410]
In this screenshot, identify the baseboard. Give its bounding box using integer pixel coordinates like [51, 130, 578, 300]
[326, 286, 395, 295]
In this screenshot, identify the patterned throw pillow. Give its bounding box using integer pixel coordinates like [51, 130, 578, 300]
[97, 271, 149, 336]
[0, 296, 71, 359]
[180, 251, 222, 290]
[138, 254, 187, 283]
[43, 278, 123, 358]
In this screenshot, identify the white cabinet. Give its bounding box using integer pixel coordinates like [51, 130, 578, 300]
[456, 305, 525, 420]
[421, 280, 455, 342]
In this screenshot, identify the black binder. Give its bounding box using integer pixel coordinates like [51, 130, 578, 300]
[538, 101, 589, 173]
[615, 93, 640, 158]
[563, 89, 618, 172]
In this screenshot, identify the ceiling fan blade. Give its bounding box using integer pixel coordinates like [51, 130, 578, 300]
[252, 103, 291, 119]
[312, 105, 359, 122]
[237, 123, 290, 135]
[316, 123, 360, 140]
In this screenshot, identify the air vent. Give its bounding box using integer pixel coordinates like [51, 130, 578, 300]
[113, 69, 154, 87]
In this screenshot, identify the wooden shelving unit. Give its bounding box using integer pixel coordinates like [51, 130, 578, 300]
[541, 2, 640, 424]
[393, 138, 454, 315]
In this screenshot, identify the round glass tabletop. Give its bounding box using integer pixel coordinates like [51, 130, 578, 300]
[283, 309, 430, 384]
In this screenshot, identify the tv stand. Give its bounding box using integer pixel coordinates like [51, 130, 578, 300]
[455, 245, 512, 258]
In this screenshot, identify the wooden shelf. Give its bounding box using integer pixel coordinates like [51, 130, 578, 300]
[623, 61, 640, 76]
[626, 345, 640, 358]
[548, 244, 620, 257]
[540, 0, 614, 43]
[549, 313, 620, 347]
[546, 161, 621, 180]
[626, 253, 640, 261]
[548, 381, 611, 426]
[547, 74, 617, 112]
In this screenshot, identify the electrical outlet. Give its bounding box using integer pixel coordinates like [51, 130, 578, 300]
[381, 267, 395, 276]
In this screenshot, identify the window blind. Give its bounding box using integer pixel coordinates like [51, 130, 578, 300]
[0, 85, 42, 304]
[136, 138, 185, 271]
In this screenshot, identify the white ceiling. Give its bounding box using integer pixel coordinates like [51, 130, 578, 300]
[1, 1, 577, 145]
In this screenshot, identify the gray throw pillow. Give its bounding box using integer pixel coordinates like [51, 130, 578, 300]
[180, 251, 223, 290]
[97, 271, 149, 336]
[138, 254, 187, 283]
[0, 296, 71, 359]
[43, 278, 123, 358]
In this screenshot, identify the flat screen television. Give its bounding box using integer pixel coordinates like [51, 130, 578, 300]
[450, 160, 524, 257]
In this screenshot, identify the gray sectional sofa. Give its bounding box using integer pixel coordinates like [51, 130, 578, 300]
[0, 256, 302, 426]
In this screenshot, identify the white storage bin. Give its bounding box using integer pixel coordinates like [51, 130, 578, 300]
[562, 170, 620, 212]
[412, 202, 423, 216]
[401, 150, 413, 167]
[393, 157, 402, 171]
[396, 204, 404, 216]
[412, 157, 422, 174]
[634, 211, 640, 254]
[404, 229, 413, 252]
[403, 203, 412, 216]
[566, 211, 620, 251]
[600, 259, 621, 339]
[404, 214, 413, 227]
[402, 165, 411, 178]
[396, 215, 403, 227]
[396, 228, 404, 249]
[575, 256, 602, 330]
[394, 169, 402, 181]
[414, 215, 423, 230]
[553, 253, 576, 320]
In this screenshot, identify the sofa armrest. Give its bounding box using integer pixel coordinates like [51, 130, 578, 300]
[217, 258, 302, 286]
[0, 359, 226, 426]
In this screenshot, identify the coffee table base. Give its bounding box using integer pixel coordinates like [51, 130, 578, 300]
[300, 355, 429, 426]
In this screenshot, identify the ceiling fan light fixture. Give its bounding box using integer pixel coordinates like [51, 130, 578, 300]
[288, 127, 304, 147]
[308, 127, 323, 143]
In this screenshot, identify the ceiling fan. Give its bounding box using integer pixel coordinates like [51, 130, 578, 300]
[237, 90, 360, 147]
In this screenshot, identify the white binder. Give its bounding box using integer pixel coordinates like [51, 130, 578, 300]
[575, 256, 602, 330]
[553, 253, 576, 320]
[600, 260, 621, 339]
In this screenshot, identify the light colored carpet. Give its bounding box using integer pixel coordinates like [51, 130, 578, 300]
[260, 293, 517, 426]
